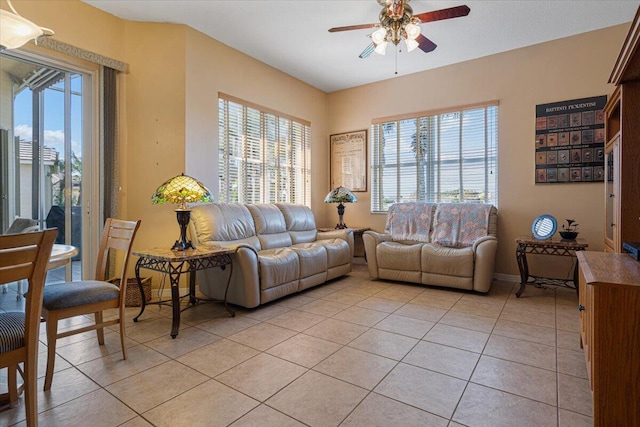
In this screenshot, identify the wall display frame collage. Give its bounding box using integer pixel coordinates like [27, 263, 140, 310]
[535, 95, 607, 184]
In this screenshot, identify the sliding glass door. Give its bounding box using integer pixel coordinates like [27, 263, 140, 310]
[0, 51, 97, 282]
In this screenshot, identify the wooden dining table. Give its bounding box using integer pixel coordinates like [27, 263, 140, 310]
[9, 244, 78, 302]
[48, 244, 79, 270]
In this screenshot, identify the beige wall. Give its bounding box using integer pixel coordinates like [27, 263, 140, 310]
[121, 22, 188, 250]
[327, 25, 628, 276]
[183, 28, 328, 214]
[5, 1, 629, 278]
[14, 0, 125, 64]
[7, 1, 328, 252]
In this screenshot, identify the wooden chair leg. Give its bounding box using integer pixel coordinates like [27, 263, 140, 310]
[119, 307, 127, 360]
[44, 313, 58, 391]
[7, 365, 18, 407]
[94, 311, 105, 345]
[24, 352, 38, 426]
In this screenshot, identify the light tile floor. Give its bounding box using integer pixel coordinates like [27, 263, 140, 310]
[0, 264, 593, 426]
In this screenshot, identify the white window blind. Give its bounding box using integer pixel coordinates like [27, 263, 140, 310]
[371, 104, 498, 212]
[218, 96, 311, 205]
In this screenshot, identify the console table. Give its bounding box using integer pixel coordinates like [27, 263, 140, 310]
[132, 247, 235, 338]
[515, 237, 588, 297]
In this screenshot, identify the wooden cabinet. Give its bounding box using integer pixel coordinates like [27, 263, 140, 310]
[577, 251, 640, 426]
[603, 132, 619, 252]
[604, 10, 640, 252]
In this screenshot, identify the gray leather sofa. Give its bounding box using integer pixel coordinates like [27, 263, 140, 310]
[189, 203, 354, 308]
[363, 202, 498, 293]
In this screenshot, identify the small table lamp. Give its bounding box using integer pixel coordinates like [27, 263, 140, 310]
[152, 173, 213, 251]
[324, 186, 358, 229]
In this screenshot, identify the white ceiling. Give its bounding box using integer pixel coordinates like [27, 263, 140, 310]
[82, 0, 639, 93]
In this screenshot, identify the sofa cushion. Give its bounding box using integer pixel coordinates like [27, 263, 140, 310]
[315, 239, 350, 268]
[277, 204, 316, 231]
[377, 241, 422, 271]
[247, 204, 293, 250]
[247, 204, 287, 234]
[290, 243, 327, 278]
[191, 203, 256, 243]
[385, 202, 437, 243]
[432, 203, 494, 248]
[277, 203, 318, 244]
[421, 244, 474, 278]
[257, 248, 300, 290]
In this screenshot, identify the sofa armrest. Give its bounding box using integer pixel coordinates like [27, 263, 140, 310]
[472, 236, 498, 293]
[362, 231, 392, 279]
[214, 242, 258, 255]
[472, 235, 498, 252]
[317, 229, 354, 259]
[363, 230, 392, 245]
[197, 242, 261, 308]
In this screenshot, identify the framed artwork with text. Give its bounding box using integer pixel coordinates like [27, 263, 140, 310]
[330, 130, 367, 192]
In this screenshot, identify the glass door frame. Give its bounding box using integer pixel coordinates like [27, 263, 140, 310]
[1, 47, 101, 280]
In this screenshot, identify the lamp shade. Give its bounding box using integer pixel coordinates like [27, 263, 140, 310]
[324, 186, 358, 204]
[371, 27, 387, 45]
[374, 40, 388, 55]
[404, 23, 421, 40]
[405, 38, 419, 52]
[325, 187, 357, 229]
[151, 173, 213, 210]
[152, 173, 212, 251]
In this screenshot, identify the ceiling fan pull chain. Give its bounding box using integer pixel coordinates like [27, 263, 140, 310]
[395, 45, 398, 75]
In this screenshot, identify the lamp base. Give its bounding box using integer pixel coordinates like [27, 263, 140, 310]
[172, 239, 195, 251]
[334, 202, 348, 229]
[172, 209, 195, 251]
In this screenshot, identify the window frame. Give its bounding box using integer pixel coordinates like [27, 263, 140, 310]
[370, 102, 498, 213]
[218, 93, 311, 206]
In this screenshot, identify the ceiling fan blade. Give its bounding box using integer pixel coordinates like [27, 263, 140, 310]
[416, 34, 437, 53]
[329, 23, 378, 33]
[359, 43, 375, 59]
[413, 5, 470, 24]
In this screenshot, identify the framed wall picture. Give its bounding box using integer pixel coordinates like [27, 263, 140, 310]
[534, 95, 607, 184]
[330, 130, 367, 192]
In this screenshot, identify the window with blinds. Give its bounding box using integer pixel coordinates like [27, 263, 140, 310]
[371, 104, 498, 213]
[218, 95, 311, 206]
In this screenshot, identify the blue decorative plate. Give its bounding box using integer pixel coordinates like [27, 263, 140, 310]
[532, 214, 557, 240]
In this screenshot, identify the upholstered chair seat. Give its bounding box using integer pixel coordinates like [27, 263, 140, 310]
[0, 312, 26, 353]
[43, 281, 120, 311]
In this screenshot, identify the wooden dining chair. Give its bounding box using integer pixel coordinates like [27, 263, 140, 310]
[2, 218, 40, 298]
[41, 218, 141, 391]
[0, 228, 57, 426]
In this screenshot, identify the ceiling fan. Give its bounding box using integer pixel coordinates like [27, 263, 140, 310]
[329, 0, 470, 59]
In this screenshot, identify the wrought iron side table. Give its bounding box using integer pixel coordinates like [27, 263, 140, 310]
[132, 247, 235, 338]
[515, 237, 588, 298]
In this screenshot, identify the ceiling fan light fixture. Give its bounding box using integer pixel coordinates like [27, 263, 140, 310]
[374, 40, 388, 55]
[405, 38, 419, 52]
[0, 0, 53, 50]
[404, 22, 420, 40]
[371, 27, 387, 45]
